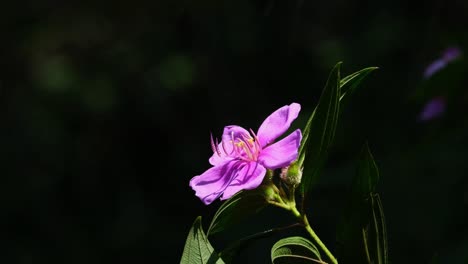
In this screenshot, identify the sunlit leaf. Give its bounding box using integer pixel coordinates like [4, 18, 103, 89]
[271, 236, 324, 264]
[297, 64, 377, 199]
[180, 216, 224, 264]
[367, 193, 388, 264]
[340, 67, 378, 103]
[299, 62, 341, 196]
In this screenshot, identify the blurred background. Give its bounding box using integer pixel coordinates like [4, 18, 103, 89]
[2, 0, 468, 263]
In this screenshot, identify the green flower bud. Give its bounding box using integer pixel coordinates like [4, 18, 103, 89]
[258, 181, 280, 202]
[280, 162, 303, 187]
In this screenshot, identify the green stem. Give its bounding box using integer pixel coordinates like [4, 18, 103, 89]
[291, 207, 338, 264]
[267, 181, 337, 263]
[268, 200, 290, 211]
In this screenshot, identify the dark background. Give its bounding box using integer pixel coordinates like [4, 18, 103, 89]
[2, 0, 468, 263]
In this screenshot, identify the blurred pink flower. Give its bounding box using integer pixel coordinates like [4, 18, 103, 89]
[418, 96, 446, 121]
[424, 46, 462, 79]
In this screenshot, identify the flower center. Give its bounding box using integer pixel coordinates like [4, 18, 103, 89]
[211, 129, 262, 161]
[232, 133, 261, 161]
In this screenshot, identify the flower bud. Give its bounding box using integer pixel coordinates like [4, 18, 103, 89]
[280, 162, 303, 187]
[258, 182, 278, 201]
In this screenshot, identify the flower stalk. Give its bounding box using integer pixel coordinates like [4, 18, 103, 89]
[291, 207, 338, 264]
[268, 184, 338, 264]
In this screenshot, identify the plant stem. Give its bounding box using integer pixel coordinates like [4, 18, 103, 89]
[268, 182, 338, 263]
[291, 207, 338, 264]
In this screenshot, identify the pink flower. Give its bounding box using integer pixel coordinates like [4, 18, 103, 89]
[190, 103, 302, 205]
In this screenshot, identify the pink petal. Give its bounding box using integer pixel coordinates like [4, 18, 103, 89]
[209, 125, 250, 165]
[257, 103, 301, 147]
[220, 161, 266, 200]
[189, 160, 241, 205]
[221, 125, 250, 144]
[258, 129, 302, 169]
[209, 151, 233, 166]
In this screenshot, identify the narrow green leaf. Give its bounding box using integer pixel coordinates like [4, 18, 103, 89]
[336, 143, 388, 264]
[298, 64, 377, 198]
[340, 67, 378, 102]
[207, 189, 267, 237]
[360, 193, 388, 264]
[299, 62, 341, 196]
[180, 216, 225, 264]
[271, 236, 324, 264]
[354, 142, 380, 197]
[369, 193, 388, 264]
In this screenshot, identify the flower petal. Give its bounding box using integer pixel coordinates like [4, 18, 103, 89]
[257, 103, 301, 147]
[220, 161, 266, 200]
[221, 125, 251, 144]
[209, 151, 233, 166]
[258, 129, 302, 169]
[209, 125, 250, 165]
[189, 160, 241, 205]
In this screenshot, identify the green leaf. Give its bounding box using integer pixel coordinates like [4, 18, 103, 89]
[271, 236, 324, 264]
[207, 189, 267, 237]
[354, 142, 380, 197]
[363, 193, 388, 264]
[336, 143, 388, 264]
[298, 64, 377, 198]
[180, 216, 225, 264]
[299, 62, 341, 196]
[340, 67, 378, 103]
[218, 222, 304, 263]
